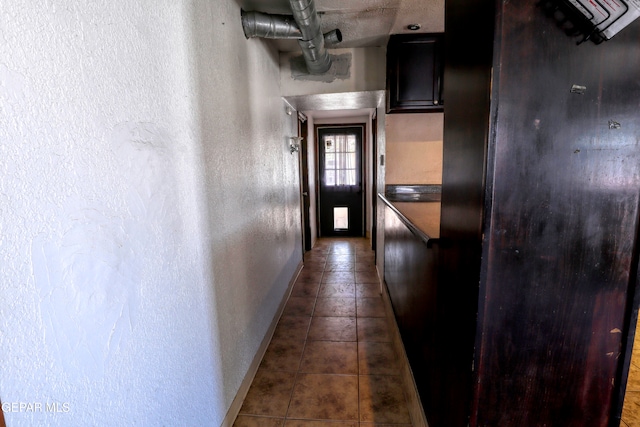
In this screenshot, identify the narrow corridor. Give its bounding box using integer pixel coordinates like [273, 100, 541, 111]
[233, 238, 413, 426]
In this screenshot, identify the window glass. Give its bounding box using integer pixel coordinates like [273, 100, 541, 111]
[325, 153, 335, 169]
[325, 170, 335, 186]
[347, 136, 356, 152]
[325, 139, 335, 153]
[323, 133, 357, 186]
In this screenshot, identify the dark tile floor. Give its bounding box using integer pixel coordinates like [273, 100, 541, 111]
[233, 237, 413, 427]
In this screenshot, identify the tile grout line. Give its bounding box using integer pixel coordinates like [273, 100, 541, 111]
[284, 242, 327, 424]
[284, 240, 337, 425]
[273, 240, 404, 426]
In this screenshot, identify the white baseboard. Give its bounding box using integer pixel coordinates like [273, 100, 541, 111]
[220, 261, 304, 427]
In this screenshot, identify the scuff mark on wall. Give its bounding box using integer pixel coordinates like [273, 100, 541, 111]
[31, 207, 141, 380]
[29, 121, 184, 381]
[110, 121, 183, 232]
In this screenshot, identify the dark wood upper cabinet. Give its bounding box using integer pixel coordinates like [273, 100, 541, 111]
[386, 34, 444, 113]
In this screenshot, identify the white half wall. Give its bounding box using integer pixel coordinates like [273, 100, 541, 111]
[0, 1, 301, 426]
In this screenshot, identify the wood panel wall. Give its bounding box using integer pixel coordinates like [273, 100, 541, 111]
[439, 0, 496, 425]
[382, 1, 640, 426]
[473, 2, 640, 425]
[383, 205, 440, 424]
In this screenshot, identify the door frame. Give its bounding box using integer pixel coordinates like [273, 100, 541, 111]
[371, 112, 378, 252]
[315, 123, 367, 237]
[298, 114, 312, 252]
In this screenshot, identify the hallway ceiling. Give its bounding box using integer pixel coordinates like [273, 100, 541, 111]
[240, 0, 444, 51]
[284, 91, 384, 120]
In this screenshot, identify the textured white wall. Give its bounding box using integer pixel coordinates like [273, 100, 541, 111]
[0, 1, 300, 426]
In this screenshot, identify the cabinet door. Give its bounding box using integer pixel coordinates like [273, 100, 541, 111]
[386, 34, 444, 113]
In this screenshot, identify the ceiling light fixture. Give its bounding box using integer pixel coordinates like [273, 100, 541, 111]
[407, 24, 421, 31]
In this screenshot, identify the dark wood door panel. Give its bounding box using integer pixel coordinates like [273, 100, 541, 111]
[474, 2, 640, 425]
[318, 126, 364, 237]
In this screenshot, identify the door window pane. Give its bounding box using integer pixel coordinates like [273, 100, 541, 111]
[348, 136, 356, 152]
[334, 207, 348, 230]
[335, 169, 356, 186]
[323, 132, 357, 186]
[325, 139, 335, 152]
[325, 153, 335, 169]
[346, 153, 356, 169]
[325, 170, 335, 186]
[346, 169, 356, 185]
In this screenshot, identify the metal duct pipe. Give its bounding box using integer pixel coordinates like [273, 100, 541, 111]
[241, 10, 302, 39]
[241, 10, 342, 46]
[289, 0, 332, 74]
[323, 29, 342, 45]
